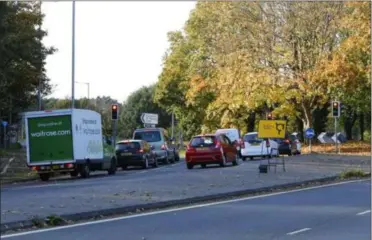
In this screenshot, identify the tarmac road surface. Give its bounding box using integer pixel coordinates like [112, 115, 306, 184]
[2, 179, 370, 240]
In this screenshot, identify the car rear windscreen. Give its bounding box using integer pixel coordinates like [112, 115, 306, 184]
[116, 142, 141, 151]
[190, 136, 216, 147]
[133, 131, 161, 143]
[243, 134, 263, 144]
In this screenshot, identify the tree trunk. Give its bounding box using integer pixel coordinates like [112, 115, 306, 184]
[343, 106, 357, 140]
[297, 117, 304, 142]
[360, 113, 364, 141]
[245, 112, 256, 133]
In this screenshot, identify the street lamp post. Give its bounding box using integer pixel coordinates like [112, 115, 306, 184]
[71, 0, 76, 109]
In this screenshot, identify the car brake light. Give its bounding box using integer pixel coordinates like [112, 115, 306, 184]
[186, 144, 196, 152]
[239, 139, 245, 149]
[31, 166, 40, 171]
[65, 163, 74, 168]
[138, 149, 144, 153]
[284, 139, 290, 144]
[214, 139, 221, 149]
[161, 144, 166, 150]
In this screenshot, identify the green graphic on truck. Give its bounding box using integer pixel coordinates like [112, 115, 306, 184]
[28, 115, 74, 163]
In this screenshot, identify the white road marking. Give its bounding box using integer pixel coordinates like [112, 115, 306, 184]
[286, 228, 312, 235]
[1, 179, 367, 239]
[356, 210, 371, 216]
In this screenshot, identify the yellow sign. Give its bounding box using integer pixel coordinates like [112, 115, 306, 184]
[258, 120, 287, 139]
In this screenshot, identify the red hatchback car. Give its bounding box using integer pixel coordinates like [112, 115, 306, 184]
[185, 134, 239, 169]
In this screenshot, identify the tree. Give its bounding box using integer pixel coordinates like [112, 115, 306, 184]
[0, 2, 56, 123]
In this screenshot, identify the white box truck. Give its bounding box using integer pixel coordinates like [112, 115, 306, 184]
[24, 109, 117, 181]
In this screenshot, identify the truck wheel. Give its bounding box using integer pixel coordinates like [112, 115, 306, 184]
[108, 158, 117, 175]
[39, 173, 50, 181]
[80, 163, 90, 178]
[70, 171, 78, 177]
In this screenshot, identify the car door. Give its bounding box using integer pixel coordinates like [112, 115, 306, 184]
[222, 135, 235, 161]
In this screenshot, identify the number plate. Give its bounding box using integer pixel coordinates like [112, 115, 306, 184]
[197, 147, 209, 151]
[121, 152, 132, 156]
[52, 165, 59, 170]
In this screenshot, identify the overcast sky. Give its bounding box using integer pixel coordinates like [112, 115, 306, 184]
[41, 1, 196, 103]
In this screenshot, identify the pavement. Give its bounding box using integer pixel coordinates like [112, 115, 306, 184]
[1, 179, 370, 240]
[1, 154, 370, 227]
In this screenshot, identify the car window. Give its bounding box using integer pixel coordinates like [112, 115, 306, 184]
[217, 135, 226, 144]
[134, 131, 162, 142]
[115, 142, 141, 150]
[190, 136, 216, 147]
[244, 134, 263, 143]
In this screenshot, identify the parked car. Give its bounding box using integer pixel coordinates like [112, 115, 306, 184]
[185, 133, 239, 169]
[215, 128, 244, 157]
[115, 140, 157, 169]
[240, 132, 279, 160]
[273, 133, 302, 156]
[133, 128, 179, 164]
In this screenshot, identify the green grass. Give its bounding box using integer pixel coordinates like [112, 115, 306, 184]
[339, 169, 370, 179]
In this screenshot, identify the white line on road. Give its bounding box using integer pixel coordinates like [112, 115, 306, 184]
[287, 228, 312, 235]
[1, 179, 368, 239]
[356, 210, 371, 216]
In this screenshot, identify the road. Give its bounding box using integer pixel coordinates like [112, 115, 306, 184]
[2, 179, 370, 240]
[1, 155, 370, 225]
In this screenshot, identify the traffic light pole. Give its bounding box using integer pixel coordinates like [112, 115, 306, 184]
[334, 117, 339, 154]
[113, 120, 117, 147]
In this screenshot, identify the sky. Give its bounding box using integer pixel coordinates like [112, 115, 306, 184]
[41, 1, 196, 103]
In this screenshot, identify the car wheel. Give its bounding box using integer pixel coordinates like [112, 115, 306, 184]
[220, 154, 227, 167]
[142, 157, 149, 169]
[201, 163, 206, 168]
[187, 163, 193, 169]
[121, 165, 128, 170]
[175, 153, 180, 162]
[108, 157, 117, 175]
[250, 157, 254, 160]
[232, 153, 239, 166]
[242, 157, 246, 161]
[39, 173, 50, 181]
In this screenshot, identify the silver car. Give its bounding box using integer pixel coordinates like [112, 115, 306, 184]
[133, 128, 179, 164]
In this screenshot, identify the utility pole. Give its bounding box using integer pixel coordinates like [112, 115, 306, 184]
[71, 0, 76, 109]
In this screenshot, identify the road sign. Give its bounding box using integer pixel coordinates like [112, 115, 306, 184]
[317, 132, 334, 144]
[1, 121, 8, 127]
[141, 113, 158, 125]
[258, 120, 287, 139]
[305, 128, 315, 139]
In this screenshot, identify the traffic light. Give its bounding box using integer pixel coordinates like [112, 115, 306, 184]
[111, 104, 119, 120]
[332, 101, 340, 118]
[267, 113, 273, 120]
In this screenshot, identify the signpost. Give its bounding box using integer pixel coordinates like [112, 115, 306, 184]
[2, 121, 8, 148]
[141, 113, 158, 127]
[332, 101, 341, 153]
[257, 120, 287, 173]
[304, 128, 315, 153]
